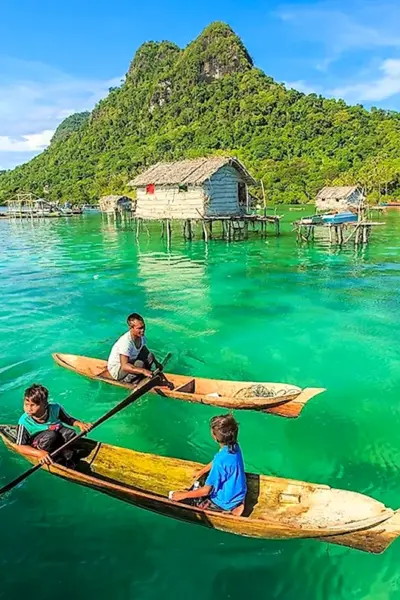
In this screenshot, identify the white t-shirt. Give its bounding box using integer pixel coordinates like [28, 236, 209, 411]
[107, 331, 147, 379]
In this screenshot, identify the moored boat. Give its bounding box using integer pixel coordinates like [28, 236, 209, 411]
[321, 211, 358, 225]
[1, 424, 398, 554]
[52, 353, 325, 418]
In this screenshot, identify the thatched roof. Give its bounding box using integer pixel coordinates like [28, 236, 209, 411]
[317, 186, 362, 201]
[129, 157, 256, 187]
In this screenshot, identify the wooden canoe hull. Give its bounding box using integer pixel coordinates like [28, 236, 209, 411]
[1, 426, 398, 554]
[52, 353, 325, 417]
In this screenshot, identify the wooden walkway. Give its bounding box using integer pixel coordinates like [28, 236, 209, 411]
[294, 220, 385, 245]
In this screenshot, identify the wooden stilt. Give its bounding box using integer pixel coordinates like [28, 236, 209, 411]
[161, 220, 165, 238]
[136, 217, 140, 240]
[202, 220, 208, 243]
[166, 219, 171, 247]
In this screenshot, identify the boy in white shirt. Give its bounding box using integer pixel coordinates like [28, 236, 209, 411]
[107, 313, 160, 383]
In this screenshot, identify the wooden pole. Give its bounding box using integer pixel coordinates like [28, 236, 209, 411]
[261, 179, 266, 216]
[166, 219, 171, 247]
[136, 217, 140, 240]
[362, 224, 368, 244]
[201, 219, 208, 243]
[344, 223, 359, 244]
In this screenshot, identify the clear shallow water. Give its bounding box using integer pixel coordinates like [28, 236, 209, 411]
[0, 210, 399, 599]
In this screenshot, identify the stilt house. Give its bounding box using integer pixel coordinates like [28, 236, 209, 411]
[316, 186, 366, 212]
[99, 195, 134, 214]
[129, 157, 256, 220]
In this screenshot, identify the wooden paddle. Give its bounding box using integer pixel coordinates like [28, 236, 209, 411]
[0, 353, 171, 496]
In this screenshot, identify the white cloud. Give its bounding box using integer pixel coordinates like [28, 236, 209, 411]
[285, 80, 320, 95]
[0, 56, 121, 169]
[276, 1, 400, 64]
[331, 58, 400, 102]
[0, 130, 54, 152]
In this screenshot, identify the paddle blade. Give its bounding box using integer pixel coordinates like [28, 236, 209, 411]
[0, 463, 40, 496]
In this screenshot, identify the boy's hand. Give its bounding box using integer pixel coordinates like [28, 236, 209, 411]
[171, 491, 187, 502]
[75, 421, 93, 433]
[141, 369, 153, 378]
[38, 450, 54, 465]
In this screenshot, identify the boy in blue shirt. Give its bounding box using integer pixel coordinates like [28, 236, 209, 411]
[171, 414, 247, 515]
[16, 384, 92, 466]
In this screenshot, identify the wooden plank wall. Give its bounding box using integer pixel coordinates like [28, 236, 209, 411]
[135, 187, 205, 219]
[204, 165, 241, 216]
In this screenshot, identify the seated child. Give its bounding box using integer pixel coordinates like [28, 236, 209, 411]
[171, 414, 247, 515]
[16, 384, 92, 466]
[107, 313, 161, 383]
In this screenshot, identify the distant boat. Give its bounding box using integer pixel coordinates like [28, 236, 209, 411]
[82, 204, 101, 214]
[321, 212, 358, 225]
[381, 202, 400, 207]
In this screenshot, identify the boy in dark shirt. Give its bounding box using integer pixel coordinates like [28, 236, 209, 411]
[16, 384, 92, 465]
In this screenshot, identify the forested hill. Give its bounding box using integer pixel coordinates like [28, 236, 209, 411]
[1, 21, 400, 204]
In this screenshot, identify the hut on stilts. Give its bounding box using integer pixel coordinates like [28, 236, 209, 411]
[129, 157, 280, 243]
[294, 185, 384, 246]
[99, 195, 135, 218]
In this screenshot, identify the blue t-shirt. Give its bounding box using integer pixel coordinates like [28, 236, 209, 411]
[205, 443, 247, 510]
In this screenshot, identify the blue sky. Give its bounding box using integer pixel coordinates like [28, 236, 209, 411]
[1, 0, 400, 170]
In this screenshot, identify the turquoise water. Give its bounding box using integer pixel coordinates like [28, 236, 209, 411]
[0, 211, 400, 599]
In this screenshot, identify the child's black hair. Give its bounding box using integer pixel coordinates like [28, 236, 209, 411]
[127, 313, 144, 327]
[210, 414, 239, 452]
[24, 384, 49, 405]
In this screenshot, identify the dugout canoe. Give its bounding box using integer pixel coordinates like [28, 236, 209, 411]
[52, 353, 325, 418]
[1, 424, 398, 554]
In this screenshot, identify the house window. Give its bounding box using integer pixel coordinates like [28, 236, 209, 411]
[146, 184, 155, 194]
[179, 184, 188, 192]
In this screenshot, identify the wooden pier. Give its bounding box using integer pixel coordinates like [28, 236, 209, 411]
[294, 220, 385, 246]
[4, 193, 82, 219]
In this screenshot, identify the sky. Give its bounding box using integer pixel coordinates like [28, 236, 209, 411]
[1, 0, 400, 170]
